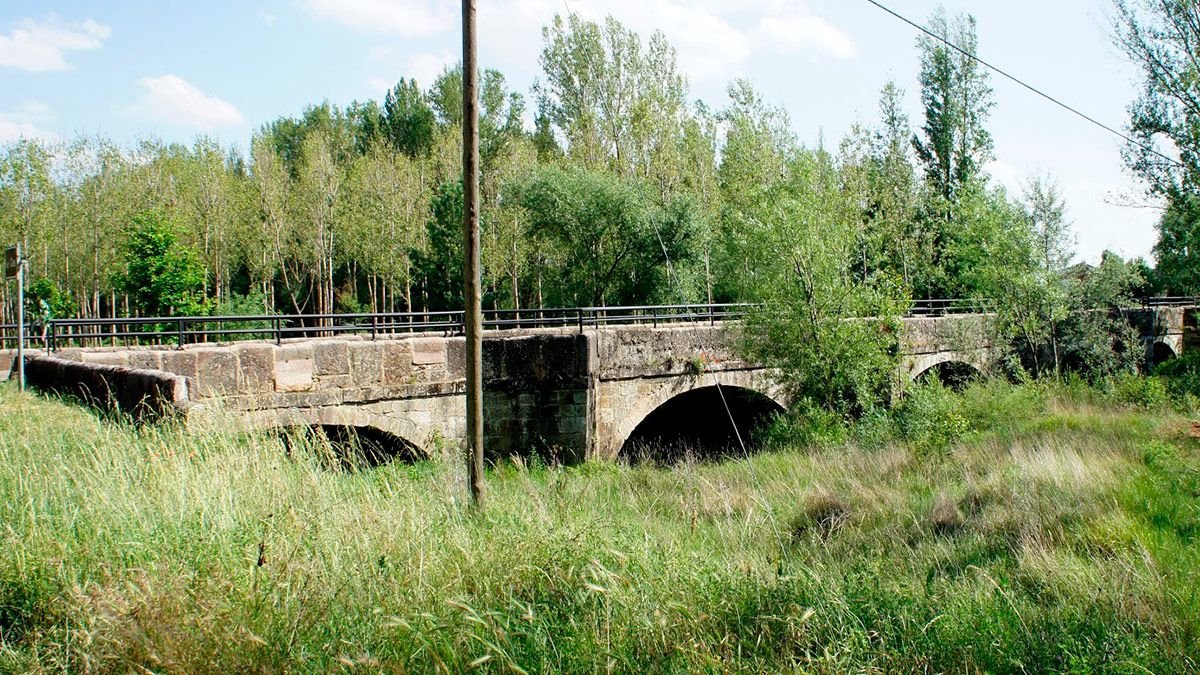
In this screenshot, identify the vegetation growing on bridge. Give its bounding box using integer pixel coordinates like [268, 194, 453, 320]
[1, 373, 1199, 671]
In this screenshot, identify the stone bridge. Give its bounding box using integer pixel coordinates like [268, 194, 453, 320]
[25, 308, 1194, 462]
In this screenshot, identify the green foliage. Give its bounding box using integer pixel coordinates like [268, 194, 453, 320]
[511, 164, 696, 307]
[382, 78, 436, 158]
[114, 211, 211, 317]
[207, 291, 274, 341]
[412, 181, 465, 312]
[739, 148, 908, 416]
[1111, 372, 1170, 409]
[1114, 0, 1200, 199]
[1056, 252, 1145, 380]
[913, 9, 994, 207]
[1152, 193, 1200, 295]
[894, 378, 970, 452]
[1154, 349, 1200, 399]
[25, 277, 73, 321]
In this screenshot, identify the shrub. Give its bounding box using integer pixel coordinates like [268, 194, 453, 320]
[1111, 373, 1169, 409]
[759, 399, 848, 449]
[895, 379, 970, 453]
[1154, 350, 1200, 400]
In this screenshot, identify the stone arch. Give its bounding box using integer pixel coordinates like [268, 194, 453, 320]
[608, 370, 786, 462]
[906, 351, 988, 387]
[1149, 340, 1179, 369]
[244, 406, 432, 462]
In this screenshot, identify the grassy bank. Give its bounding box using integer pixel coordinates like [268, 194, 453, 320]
[0, 380, 1198, 672]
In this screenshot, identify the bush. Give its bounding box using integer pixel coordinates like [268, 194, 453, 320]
[1154, 350, 1200, 400]
[207, 291, 274, 341]
[895, 379, 970, 453]
[1111, 373, 1169, 409]
[758, 399, 848, 449]
[957, 377, 1045, 434]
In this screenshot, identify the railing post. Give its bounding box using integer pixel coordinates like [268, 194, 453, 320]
[176, 318, 185, 349]
[577, 308, 584, 334]
[47, 320, 55, 354]
[274, 317, 282, 346]
[371, 314, 378, 341]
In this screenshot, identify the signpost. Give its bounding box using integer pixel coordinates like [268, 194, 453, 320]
[5, 245, 23, 391]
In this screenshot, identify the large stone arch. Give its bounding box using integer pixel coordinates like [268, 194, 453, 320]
[904, 349, 990, 385]
[595, 368, 786, 461]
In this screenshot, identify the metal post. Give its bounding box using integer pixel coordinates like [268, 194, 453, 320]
[176, 318, 184, 349]
[463, 0, 485, 511]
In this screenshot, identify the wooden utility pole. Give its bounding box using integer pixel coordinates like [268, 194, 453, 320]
[462, 0, 485, 510]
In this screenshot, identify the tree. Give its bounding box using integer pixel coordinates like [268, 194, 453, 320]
[413, 181, 465, 312]
[115, 211, 210, 317]
[512, 165, 694, 307]
[383, 79, 437, 158]
[715, 80, 794, 301]
[1059, 251, 1144, 379]
[1113, 0, 1200, 198]
[913, 9, 994, 207]
[1152, 193, 1200, 294]
[536, 13, 688, 187]
[740, 148, 908, 416]
[978, 177, 1074, 377]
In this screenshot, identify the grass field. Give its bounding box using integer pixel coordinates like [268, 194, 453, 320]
[0, 379, 1198, 672]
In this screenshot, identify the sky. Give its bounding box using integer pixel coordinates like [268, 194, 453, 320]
[0, 0, 1161, 263]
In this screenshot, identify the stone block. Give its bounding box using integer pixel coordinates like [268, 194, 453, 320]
[194, 348, 240, 397]
[274, 345, 314, 393]
[382, 341, 413, 384]
[446, 338, 466, 379]
[314, 341, 350, 377]
[83, 352, 128, 367]
[237, 344, 276, 393]
[127, 351, 163, 371]
[160, 350, 199, 381]
[411, 338, 446, 366]
[349, 343, 383, 387]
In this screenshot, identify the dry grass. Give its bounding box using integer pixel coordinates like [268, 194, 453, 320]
[0, 381, 1197, 672]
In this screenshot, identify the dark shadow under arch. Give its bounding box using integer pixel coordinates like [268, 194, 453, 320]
[278, 425, 423, 470]
[621, 386, 785, 464]
[1150, 342, 1178, 369]
[915, 361, 982, 391]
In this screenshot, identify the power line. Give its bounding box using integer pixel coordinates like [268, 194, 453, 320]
[861, 0, 1186, 170]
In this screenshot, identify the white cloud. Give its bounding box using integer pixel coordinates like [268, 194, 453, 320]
[756, 14, 855, 60]
[0, 101, 57, 143]
[310, 0, 850, 85]
[368, 49, 455, 92]
[129, 75, 245, 131]
[471, 0, 754, 84]
[260, 11, 279, 27]
[305, 0, 452, 36]
[0, 15, 111, 72]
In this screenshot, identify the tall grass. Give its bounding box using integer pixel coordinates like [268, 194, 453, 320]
[0, 379, 1197, 672]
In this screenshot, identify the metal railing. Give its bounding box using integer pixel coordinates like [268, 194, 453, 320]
[0, 303, 757, 350]
[0, 297, 1193, 350]
[908, 298, 995, 316]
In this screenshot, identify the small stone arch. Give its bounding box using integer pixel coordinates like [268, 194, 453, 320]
[906, 352, 987, 388]
[1149, 340, 1179, 369]
[247, 407, 431, 466]
[613, 371, 786, 463]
